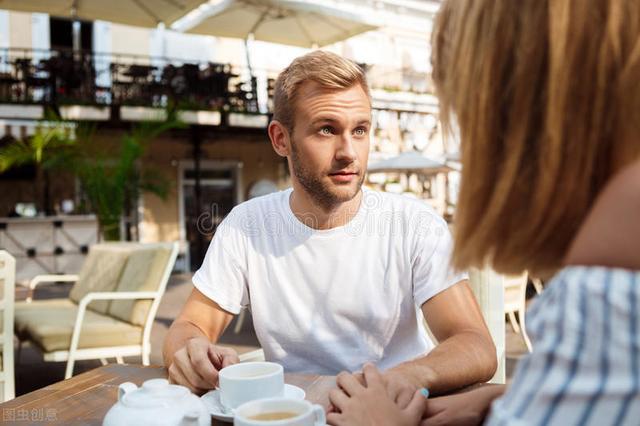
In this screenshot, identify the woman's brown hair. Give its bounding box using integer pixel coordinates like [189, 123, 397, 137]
[432, 0, 640, 277]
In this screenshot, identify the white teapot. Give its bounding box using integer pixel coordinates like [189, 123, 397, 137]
[103, 378, 209, 426]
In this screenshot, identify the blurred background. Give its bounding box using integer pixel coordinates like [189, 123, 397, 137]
[0, 0, 455, 279]
[0, 1, 535, 399]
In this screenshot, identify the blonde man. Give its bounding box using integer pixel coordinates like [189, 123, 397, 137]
[163, 51, 496, 402]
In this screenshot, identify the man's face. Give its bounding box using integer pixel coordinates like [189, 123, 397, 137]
[288, 81, 371, 209]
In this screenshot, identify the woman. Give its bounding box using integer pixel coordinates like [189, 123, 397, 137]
[327, 0, 640, 424]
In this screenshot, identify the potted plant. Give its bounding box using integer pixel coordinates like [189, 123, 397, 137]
[73, 116, 183, 240]
[0, 115, 76, 215]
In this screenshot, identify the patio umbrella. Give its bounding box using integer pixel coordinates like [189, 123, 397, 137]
[368, 151, 451, 175]
[171, 0, 380, 48]
[0, 0, 207, 27]
[368, 151, 452, 211]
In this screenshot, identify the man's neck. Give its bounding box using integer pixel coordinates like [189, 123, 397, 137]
[289, 186, 363, 230]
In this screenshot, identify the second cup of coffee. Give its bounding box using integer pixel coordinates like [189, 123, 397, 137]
[234, 398, 326, 426]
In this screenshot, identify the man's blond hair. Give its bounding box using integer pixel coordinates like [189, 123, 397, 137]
[273, 51, 370, 131]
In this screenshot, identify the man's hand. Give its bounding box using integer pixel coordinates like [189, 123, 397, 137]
[167, 336, 239, 394]
[349, 366, 429, 409]
[420, 385, 506, 426]
[382, 367, 429, 409]
[327, 364, 429, 426]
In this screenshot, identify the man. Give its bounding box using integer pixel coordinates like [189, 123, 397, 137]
[163, 51, 496, 404]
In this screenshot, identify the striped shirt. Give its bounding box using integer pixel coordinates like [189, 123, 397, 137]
[488, 266, 640, 425]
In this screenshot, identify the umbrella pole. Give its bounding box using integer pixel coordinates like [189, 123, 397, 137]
[72, 20, 81, 52]
[244, 38, 254, 78]
[244, 37, 258, 112]
[191, 126, 204, 266]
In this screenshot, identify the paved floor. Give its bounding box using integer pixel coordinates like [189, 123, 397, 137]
[14, 273, 529, 396]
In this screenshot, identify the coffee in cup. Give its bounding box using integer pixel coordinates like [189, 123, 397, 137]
[234, 398, 325, 426]
[249, 412, 298, 421]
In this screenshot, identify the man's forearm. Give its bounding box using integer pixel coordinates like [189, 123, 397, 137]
[390, 330, 497, 395]
[162, 320, 212, 367]
[163, 290, 235, 368]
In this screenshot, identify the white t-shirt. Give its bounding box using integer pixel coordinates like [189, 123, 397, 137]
[193, 187, 466, 375]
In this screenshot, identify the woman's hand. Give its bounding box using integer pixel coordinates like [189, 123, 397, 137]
[327, 363, 429, 426]
[420, 385, 506, 426]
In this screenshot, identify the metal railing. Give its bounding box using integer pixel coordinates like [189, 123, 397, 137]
[0, 47, 275, 114]
[0, 47, 434, 116]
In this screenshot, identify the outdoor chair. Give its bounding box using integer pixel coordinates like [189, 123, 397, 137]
[0, 251, 16, 401]
[467, 268, 506, 384]
[503, 273, 532, 352]
[531, 277, 544, 295]
[14, 242, 178, 379]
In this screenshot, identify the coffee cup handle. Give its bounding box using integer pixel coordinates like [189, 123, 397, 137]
[312, 405, 326, 425]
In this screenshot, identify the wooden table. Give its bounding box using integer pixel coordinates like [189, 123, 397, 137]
[0, 364, 336, 425]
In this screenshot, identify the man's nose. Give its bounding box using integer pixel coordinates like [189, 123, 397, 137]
[335, 133, 357, 163]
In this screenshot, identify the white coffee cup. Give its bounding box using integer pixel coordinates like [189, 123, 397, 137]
[219, 362, 285, 410]
[234, 398, 326, 426]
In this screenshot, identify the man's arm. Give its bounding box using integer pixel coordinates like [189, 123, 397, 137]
[163, 288, 239, 393]
[384, 280, 497, 401]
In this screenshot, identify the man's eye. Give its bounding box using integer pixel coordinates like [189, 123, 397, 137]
[320, 126, 333, 135]
[354, 128, 367, 136]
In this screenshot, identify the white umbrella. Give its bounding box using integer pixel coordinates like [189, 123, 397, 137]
[0, 0, 207, 27]
[171, 0, 380, 48]
[369, 151, 452, 213]
[368, 151, 451, 175]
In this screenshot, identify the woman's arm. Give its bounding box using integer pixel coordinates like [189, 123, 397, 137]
[421, 385, 506, 425]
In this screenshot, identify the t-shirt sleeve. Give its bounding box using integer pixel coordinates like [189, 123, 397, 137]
[191, 210, 249, 315]
[412, 215, 468, 307]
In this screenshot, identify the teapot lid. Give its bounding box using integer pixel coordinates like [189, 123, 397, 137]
[122, 379, 190, 408]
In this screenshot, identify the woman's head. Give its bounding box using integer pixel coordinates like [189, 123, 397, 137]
[432, 0, 640, 277]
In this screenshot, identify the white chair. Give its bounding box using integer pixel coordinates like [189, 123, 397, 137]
[0, 251, 16, 401]
[15, 242, 179, 378]
[503, 273, 532, 352]
[468, 268, 506, 384]
[531, 277, 544, 295]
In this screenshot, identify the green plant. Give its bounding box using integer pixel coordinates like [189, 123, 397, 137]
[0, 116, 76, 214]
[74, 116, 184, 240]
[0, 109, 183, 240]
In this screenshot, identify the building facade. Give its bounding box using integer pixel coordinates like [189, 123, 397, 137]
[0, 1, 456, 274]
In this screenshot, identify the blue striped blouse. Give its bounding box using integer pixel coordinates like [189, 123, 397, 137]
[488, 266, 640, 425]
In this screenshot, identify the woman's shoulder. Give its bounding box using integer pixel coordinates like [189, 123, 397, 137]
[564, 161, 640, 270]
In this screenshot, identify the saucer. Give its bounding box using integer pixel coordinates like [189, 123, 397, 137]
[201, 384, 306, 422]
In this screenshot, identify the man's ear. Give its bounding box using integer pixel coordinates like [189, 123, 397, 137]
[268, 120, 291, 158]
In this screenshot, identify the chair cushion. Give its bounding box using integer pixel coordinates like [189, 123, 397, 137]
[108, 244, 173, 326]
[69, 244, 135, 314]
[15, 299, 143, 352]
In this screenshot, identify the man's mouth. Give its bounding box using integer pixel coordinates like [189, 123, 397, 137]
[328, 170, 359, 182]
[329, 170, 358, 176]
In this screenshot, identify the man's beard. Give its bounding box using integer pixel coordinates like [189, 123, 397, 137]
[290, 143, 364, 211]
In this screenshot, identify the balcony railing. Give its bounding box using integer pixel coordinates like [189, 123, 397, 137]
[0, 48, 275, 114]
